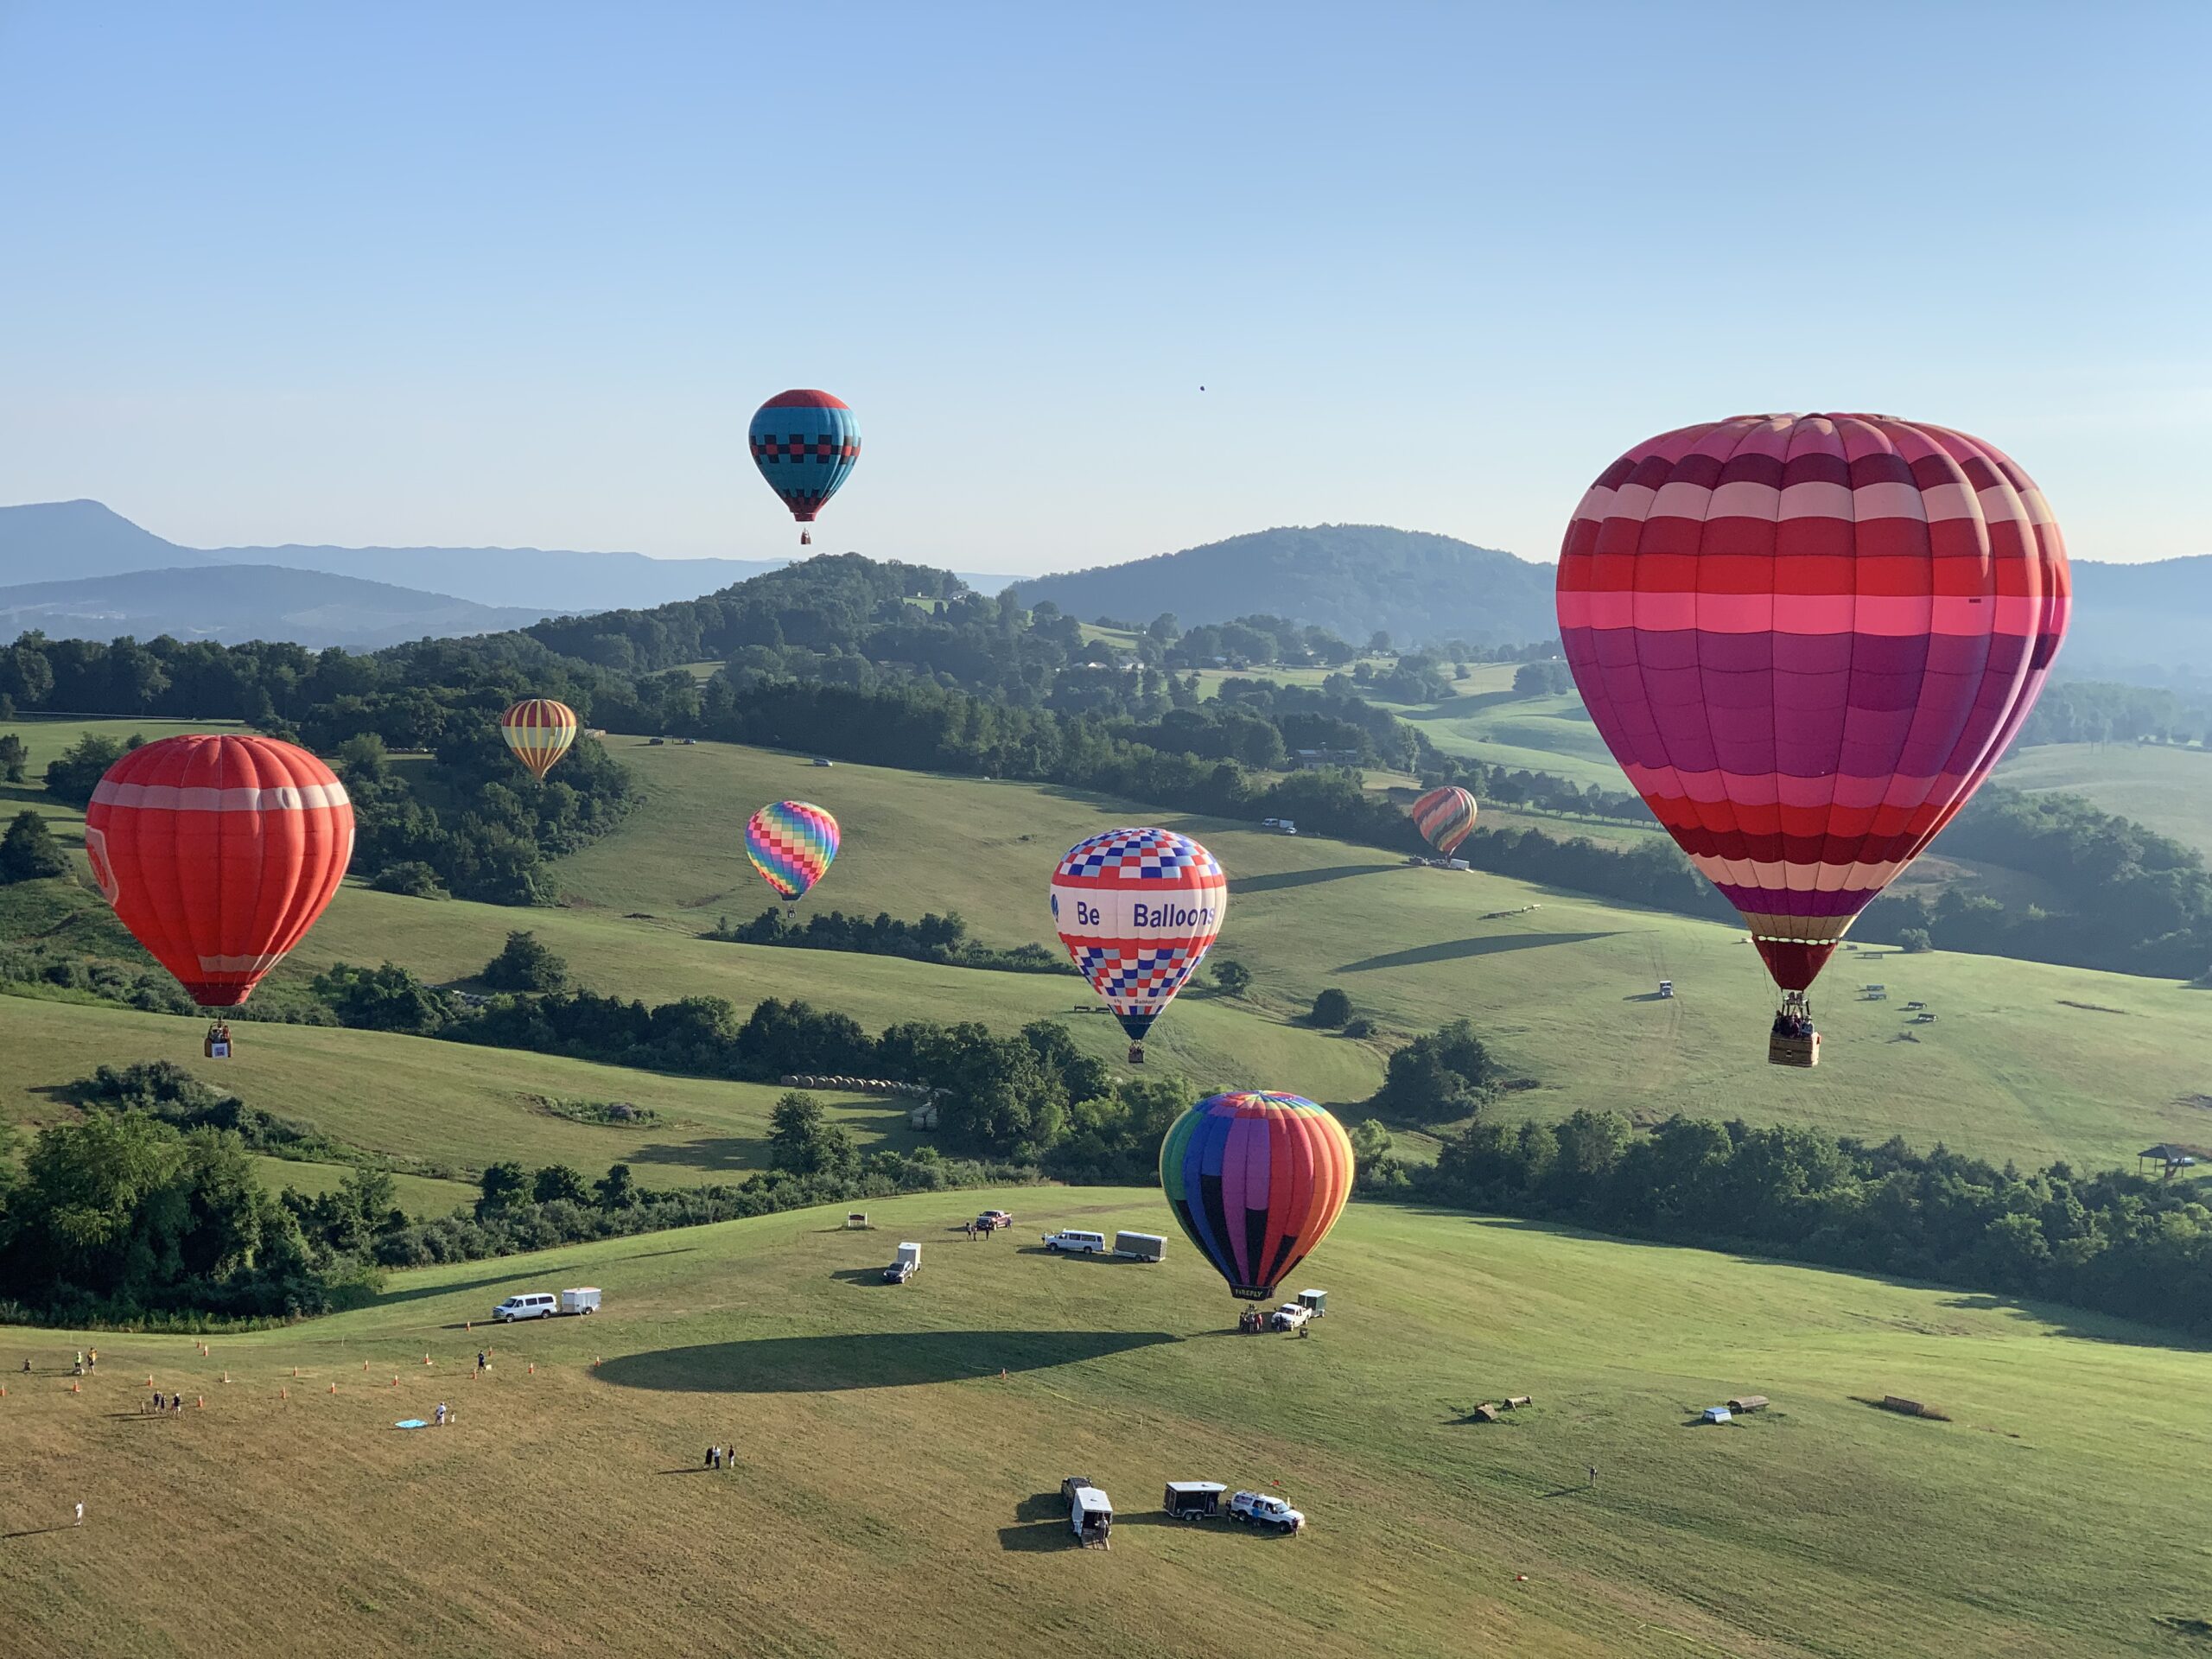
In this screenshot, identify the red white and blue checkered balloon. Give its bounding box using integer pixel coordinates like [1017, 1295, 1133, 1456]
[1051, 827, 1227, 1042]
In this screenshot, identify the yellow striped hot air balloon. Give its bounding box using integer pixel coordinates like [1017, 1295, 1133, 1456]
[499, 699, 579, 780]
[1409, 785, 1478, 856]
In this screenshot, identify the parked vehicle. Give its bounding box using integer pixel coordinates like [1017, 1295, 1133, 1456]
[1294, 1288, 1326, 1317]
[1229, 1490, 1305, 1533]
[493, 1293, 558, 1323]
[1041, 1229, 1108, 1254]
[1063, 1476, 1113, 1545]
[1268, 1302, 1313, 1331]
[1113, 1231, 1166, 1261]
[976, 1210, 1014, 1232]
[1657, 979, 1674, 998]
[559, 1287, 601, 1316]
[1164, 1481, 1226, 1520]
[883, 1241, 922, 1282]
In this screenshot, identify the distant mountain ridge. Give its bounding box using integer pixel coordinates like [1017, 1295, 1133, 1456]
[1007, 524, 1558, 648]
[0, 564, 549, 651]
[2063, 556, 2212, 679]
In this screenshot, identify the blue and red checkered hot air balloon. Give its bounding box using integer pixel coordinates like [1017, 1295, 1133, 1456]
[1051, 827, 1226, 1062]
[749, 390, 860, 546]
[746, 800, 840, 903]
[1160, 1092, 1354, 1302]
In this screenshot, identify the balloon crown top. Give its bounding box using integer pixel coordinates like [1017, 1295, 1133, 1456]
[758, 389, 850, 410]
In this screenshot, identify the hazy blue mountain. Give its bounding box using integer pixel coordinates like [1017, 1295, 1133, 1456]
[1007, 524, 1557, 647]
[0, 499, 230, 580]
[0, 564, 549, 650]
[2063, 556, 2212, 679]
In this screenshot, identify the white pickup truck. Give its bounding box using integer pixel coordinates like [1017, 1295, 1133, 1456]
[1229, 1491, 1306, 1533]
[1268, 1302, 1313, 1331]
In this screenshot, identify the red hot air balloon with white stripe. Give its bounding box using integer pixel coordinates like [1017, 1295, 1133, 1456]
[1555, 413, 2068, 1065]
[1051, 827, 1226, 1064]
[83, 735, 354, 1045]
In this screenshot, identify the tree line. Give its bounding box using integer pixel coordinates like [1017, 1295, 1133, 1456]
[1378, 1109, 2212, 1341]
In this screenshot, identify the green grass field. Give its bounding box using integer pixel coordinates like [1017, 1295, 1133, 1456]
[3, 1187, 2207, 1657]
[6, 723, 2210, 1182]
[1994, 741, 2212, 857]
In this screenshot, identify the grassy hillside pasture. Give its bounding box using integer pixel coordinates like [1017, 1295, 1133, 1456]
[8, 726, 2210, 1174]
[0, 717, 247, 831]
[1994, 740, 2212, 857]
[2, 1190, 2207, 1657]
[0, 998, 925, 1188]
[247, 1155, 479, 1217]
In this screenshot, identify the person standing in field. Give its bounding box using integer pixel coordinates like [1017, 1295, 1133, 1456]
[73, 1502, 84, 1527]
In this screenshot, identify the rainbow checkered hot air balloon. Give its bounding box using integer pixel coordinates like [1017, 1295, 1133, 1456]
[1160, 1092, 1354, 1302]
[1051, 828, 1225, 1054]
[1408, 785, 1478, 856]
[499, 699, 579, 781]
[1557, 413, 2069, 1048]
[746, 800, 840, 902]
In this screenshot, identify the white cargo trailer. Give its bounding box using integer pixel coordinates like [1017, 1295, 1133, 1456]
[559, 1287, 601, 1316]
[1113, 1231, 1166, 1262]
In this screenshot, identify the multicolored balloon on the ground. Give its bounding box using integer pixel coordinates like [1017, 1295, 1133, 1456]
[83, 734, 355, 1008]
[1408, 785, 1478, 856]
[1160, 1091, 1354, 1301]
[745, 799, 840, 901]
[749, 390, 860, 544]
[499, 698, 579, 780]
[1051, 828, 1226, 1044]
[1557, 412, 2069, 994]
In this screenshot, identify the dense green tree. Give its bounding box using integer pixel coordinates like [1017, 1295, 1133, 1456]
[1310, 987, 1353, 1027]
[531, 1164, 588, 1205]
[482, 931, 569, 992]
[0, 810, 68, 882]
[0, 732, 27, 782]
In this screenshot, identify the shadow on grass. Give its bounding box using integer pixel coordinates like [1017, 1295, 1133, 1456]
[1012, 1246, 1146, 1266]
[1, 1524, 75, 1540]
[627, 1135, 770, 1173]
[370, 1263, 582, 1310]
[828, 1267, 898, 1288]
[1230, 864, 1400, 897]
[1013, 1491, 1063, 1522]
[596, 1330, 1180, 1394]
[1336, 931, 1618, 973]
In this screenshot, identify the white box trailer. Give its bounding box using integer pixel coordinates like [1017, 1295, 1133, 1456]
[1063, 1477, 1112, 1545]
[559, 1287, 601, 1316]
[1113, 1231, 1166, 1262]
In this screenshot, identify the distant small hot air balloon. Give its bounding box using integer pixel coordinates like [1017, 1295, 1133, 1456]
[1051, 827, 1225, 1064]
[83, 734, 354, 1048]
[1557, 412, 2069, 1065]
[1408, 785, 1478, 856]
[749, 390, 860, 547]
[1160, 1091, 1354, 1302]
[499, 699, 578, 780]
[746, 800, 840, 902]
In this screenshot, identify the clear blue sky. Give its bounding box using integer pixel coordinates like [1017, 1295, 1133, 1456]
[3, 2, 2206, 573]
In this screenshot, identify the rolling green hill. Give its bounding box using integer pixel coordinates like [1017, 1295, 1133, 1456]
[8, 724, 2210, 1179]
[3, 1188, 2206, 1657]
[1994, 741, 2212, 858]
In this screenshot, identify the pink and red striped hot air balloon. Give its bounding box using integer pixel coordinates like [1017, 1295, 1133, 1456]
[1556, 413, 2068, 1062]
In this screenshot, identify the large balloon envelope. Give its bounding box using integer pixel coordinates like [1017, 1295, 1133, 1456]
[1408, 785, 1478, 856]
[83, 734, 355, 1008]
[1557, 413, 2069, 994]
[1051, 827, 1225, 1044]
[746, 799, 840, 902]
[749, 390, 860, 543]
[1160, 1091, 1354, 1301]
[499, 698, 578, 780]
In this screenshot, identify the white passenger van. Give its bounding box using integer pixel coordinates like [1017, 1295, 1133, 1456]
[493, 1292, 559, 1323]
[1041, 1229, 1108, 1254]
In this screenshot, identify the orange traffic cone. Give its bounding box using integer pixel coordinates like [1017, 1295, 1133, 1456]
[291, 1367, 299, 1378]
[196, 1396, 205, 1410]
[70, 1382, 81, 1395]
[527, 1363, 535, 1375]
[363, 1362, 370, 1371]
[280, 1387, 289, 1401]
[423, 1354, 433, 1366]
[328, 1382, 337, 1395]
[391, 1376, 399, 1388]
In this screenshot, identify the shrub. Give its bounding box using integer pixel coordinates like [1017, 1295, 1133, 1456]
[1311, 987, 1353, 1027]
